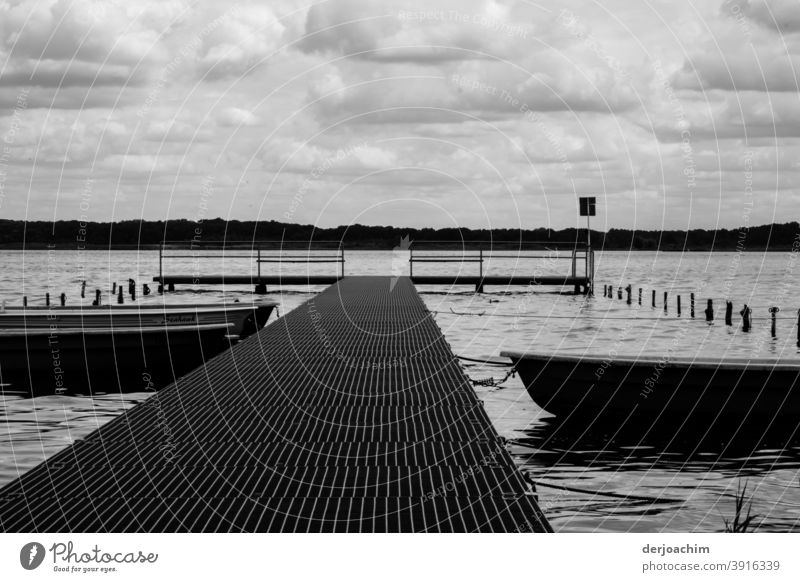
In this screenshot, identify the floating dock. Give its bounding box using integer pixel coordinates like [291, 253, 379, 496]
[0, 276, 550, 532]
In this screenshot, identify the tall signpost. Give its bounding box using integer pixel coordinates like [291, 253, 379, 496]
[579, 197, 596, 295]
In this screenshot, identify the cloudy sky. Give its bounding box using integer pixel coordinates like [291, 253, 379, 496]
[0, 0, 798, 231]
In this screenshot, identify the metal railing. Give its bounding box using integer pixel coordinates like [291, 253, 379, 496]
[157, 240, 346, 283]
[407, 240, 594, 291]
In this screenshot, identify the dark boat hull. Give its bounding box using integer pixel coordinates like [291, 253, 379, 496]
[0, 303, 276, 395]
[0, 327, 230, 394]
[502, 351, 800, 428]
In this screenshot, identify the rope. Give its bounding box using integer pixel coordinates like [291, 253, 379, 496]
[436, 310, 800, 322]
[469, 366, 517, 387]
[532, 479, 682, 504]
[456, 355, 512, 366]
[450, 307, 485, 316]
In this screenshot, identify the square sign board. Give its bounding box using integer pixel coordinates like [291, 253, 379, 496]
[579, 197, 596, 216]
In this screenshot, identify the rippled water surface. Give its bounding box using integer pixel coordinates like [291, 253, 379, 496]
[2, 249, 800, 532]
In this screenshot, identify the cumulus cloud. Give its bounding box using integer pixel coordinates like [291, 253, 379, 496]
[1, 0, 799, 228]
[723, 0, 800, 33]
[216, 106, 259, 127]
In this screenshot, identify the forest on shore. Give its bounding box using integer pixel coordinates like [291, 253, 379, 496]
[1, 218, 798, 251]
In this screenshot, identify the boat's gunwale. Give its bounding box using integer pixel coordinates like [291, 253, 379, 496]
[0, 301, 278, 316]
[501, 350, 800, 371]
[0, 322, 235, 337]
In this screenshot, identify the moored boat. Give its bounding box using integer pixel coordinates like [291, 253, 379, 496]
[0, 301, 277, 394]
[501, 350, 800, 428]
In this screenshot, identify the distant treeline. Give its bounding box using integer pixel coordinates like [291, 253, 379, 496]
[1, 219, 799, 251]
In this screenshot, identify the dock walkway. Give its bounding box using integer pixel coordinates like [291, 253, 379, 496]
[0, 277, 550, 532]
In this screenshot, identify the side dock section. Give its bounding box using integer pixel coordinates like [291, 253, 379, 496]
[0, 276, 550, 532]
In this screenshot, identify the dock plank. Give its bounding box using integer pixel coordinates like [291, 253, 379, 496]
[0, 276, 550, 532]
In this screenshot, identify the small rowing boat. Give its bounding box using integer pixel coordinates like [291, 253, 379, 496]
[0, 301, 277, 394]
[501, 351, 800, 428]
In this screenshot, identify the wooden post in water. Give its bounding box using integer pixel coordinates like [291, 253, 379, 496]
[93, 289, 101, 306]
[23, 296, 27, 307]
[638, 288, 642, 305]
[797, 309, 800, 347]
[652, 290, 656, 308]
[112, 282, 117, 294]
[143, 284, 150, 296]
[117, 286, 124, 304]
[740, 304, 751, 332]
[80, 280, 86, 299]
[617, 287, 622, 300]
[690, 293, 695, 318]
[45, 293, 50, 307]
[663, 291, 668, 313]
[677, 295, 681, 316]
[60, 293, 66, 306]
[626, 285, 632, 305]
[770, 307, 779, 338]
[705, 299, 714, 322]
[725, 301, 733, 325]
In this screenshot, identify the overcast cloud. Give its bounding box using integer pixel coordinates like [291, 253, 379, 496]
[1, 0, 798, 230]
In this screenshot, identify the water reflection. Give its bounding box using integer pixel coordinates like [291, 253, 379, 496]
[518, 416, 800, 475]
[515, 417, 800, 532]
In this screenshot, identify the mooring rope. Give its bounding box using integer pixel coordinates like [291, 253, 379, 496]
[532, 479, 682, 504]
[456, 354, 511, 366]
[450, 307, 486, 316]
[469, 366, 517, 387]
[437, 310, 798, 321]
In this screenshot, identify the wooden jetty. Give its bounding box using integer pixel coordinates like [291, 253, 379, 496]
[0, 276, 550, 533]
[154, 240, 594, 294]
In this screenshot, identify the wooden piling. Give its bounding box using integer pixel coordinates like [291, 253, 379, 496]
[725, 301, 733, 326]
[143, 284, 151, 296]
[740, 304, 751, 332]
[80, 280, 86, 299]
[45, 293, 50, 307]
[60, 293, 66, 307]
[617, 287, 622, 300]
[690, 293, 695, 318]
[158, 284, 164, 295]
[677, 295, 681, 316]
[770, 307, 779, 338]
[117, 287, 124, 304]
[651, 289, 656, 308]
[638, 288, 642, 305]
[626, 285, 632, 305]
[112, 282, 117, 294]
[93, 289, 101, 306]
[705, 299, 714, 322]
[663, 291, 668, 312]
[22, 296, 27, 307]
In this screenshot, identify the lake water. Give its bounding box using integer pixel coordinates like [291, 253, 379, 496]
[2, 248, 800, 532]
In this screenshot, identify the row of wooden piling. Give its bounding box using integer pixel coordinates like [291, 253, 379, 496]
[601, 284, 799, 342]
[19, 278, 172, 307]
